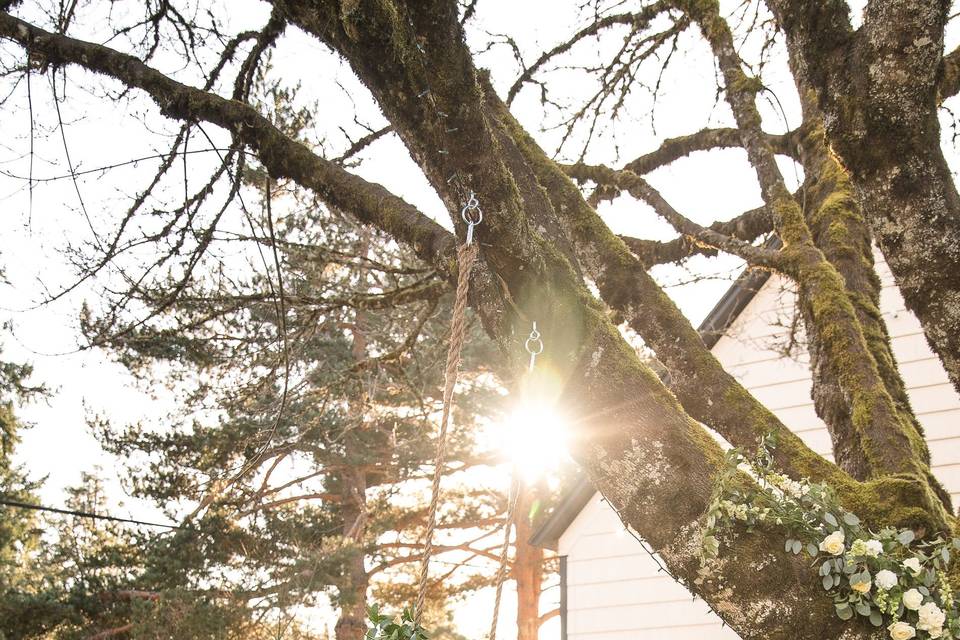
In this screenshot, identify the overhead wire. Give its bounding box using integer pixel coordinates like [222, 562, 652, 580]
[0, 496, 186, 530]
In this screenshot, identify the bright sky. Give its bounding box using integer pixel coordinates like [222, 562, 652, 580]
[1, 0, 958, 638]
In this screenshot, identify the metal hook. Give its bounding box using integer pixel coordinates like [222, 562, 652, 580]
[460, 191, 483, 245]
[524, 321, 544, 372]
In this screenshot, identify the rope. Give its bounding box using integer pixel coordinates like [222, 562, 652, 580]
[414, 242, 479, 626]
[487, 470, 520, 640]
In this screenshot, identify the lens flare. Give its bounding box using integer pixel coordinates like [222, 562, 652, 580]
[499, 399, 570, 482]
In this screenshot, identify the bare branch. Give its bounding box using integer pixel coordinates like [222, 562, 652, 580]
[0, 13, 457, 274]
[565, 161, 783, 269]
[505, 2, 672, 105]
[334, 124, 393, 165]
[618, 200, 772, 266]
[940, 43, 960, 101]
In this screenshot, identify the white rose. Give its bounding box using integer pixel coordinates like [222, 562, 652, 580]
[819, 530, 845, 556]
[875, 569, 898, 590]
[851, 576, 872, 594]
[902, 557, 922, 576]
[917, 602, 946, 636]
[902, 588, 924, 611]
[888, 622, 916, 640]
[865, 539, 884, 557]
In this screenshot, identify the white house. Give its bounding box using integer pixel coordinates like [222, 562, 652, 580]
[530, 252, 960, 640]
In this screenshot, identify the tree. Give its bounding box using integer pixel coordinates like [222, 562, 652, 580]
[0, 350, 53, 638]
[73, 70, 535, 637]
[1, 1, 958, 639]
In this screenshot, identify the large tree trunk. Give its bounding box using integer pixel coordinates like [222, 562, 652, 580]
[265, 5, 923, 637]
[338, 279, 371, 640]
[769, 0, 960, 396]
[794, 104, 932, 481]
[513, 481, 544, 640]
[336, 466, 370, 640]
[260, 3, 952, 637]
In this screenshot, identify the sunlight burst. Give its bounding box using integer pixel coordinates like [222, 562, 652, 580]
[499, 399, 570, 483]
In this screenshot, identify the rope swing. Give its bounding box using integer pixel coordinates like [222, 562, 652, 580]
[412, 193, 534, 640]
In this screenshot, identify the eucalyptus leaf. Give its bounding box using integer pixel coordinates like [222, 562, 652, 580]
[842, 512, 860, 526]
[897, 530, 915, 546]
[824, 512, 839, 527]
[869, 611, 883, 627]
[820, 562, 832, 577]
[822, 575, 833, 590]
[791, 540, 802, 555]
[836, 604, 854, 621]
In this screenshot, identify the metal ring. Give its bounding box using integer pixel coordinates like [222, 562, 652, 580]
[461, 203, 483, 226]
[524, 337, 544, 355]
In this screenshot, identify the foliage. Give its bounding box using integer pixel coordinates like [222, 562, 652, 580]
[73, 68, 511, 637]
[0, 350, 58, 639]
[365, 605, 428, 640]
[703, 436, 960, 639]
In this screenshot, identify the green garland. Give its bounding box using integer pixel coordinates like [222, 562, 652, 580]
[702, 436, 960, 640]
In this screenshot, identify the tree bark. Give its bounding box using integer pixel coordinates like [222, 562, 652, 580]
[793, 103, 940, 498]
[671, 0, 938, 485]
[512, 481, 544, 640]
[768, 0, 960, 397]
[336, 466, 369, 640]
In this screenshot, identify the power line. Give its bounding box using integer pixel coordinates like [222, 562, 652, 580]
[0, 497, 185, 530]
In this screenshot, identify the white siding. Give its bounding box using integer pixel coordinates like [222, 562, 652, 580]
[558, 251, 960, 639]
[559, 493, 739, 640]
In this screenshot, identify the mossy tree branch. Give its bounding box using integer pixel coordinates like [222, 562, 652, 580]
[767, 0, 960, 398]
[792, 92, 937, 491]
[564, 161, 784, 269]
[585, 126, 800, 206]
[484, 85, 855, 490]
[672, 0, 939, 488]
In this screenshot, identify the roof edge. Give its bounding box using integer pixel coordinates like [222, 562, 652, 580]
[527, 478, 595, 551]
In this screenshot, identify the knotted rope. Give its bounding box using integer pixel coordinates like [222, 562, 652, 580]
[414, 242, 479, 626]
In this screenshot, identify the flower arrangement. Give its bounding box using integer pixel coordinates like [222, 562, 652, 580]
[701, 436, 960, 639]
[365, 605, 428, 640]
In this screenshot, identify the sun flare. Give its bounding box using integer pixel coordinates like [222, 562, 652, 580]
[499, 399, 570, 483]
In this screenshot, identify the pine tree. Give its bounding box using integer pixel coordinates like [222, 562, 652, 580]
[72, 69, 523, 637]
